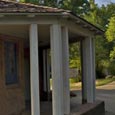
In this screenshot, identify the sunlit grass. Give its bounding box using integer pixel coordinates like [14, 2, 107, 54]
[50, 77, 115, 90]
[70, 77, 115, 90]
[96, 77, 115, 86]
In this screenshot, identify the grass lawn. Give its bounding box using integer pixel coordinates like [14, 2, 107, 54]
[70, 77, 115, 90]
[50, 77, 115, 90]
[96, 77, 115, 86]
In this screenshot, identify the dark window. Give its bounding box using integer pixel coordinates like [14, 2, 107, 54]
[4, 41, 18, 85]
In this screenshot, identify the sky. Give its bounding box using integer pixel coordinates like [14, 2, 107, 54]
[95, 0, 115, 6]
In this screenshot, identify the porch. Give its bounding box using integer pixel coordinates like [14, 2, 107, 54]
[0, 2, 104, 114]
[21, 100, 104, 115]
[0, 21, 98, 115]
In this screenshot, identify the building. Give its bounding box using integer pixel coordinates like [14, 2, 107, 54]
[0, 0, 104, 115]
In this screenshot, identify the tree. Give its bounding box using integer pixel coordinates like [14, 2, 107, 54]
[84, 2, 115, 77]
[98, 3, 115, 29]
[19, 0, 115, 76]
[95, 36, 111, 78]
[106, 15, 115, 59]
[106, 15, 115, 75]
[84, 3, 115, 29]
[60, 0, 90, 16]
[19, 0, 90, 15]
[69, 42, 81, 68]
[106, 16, 115, 42]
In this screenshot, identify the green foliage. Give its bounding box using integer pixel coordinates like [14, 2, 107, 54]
[108, 60, 115, 75]
[104, 5, 115, 74]
[84, 2, 99, 25]
[69, 75, 81, 83]
[96, 77, 115, 86]
[19, 0, 90, 15]
[106, 15, 115, 60]
[60, 0, 90, 16]
[95, 36, 109, 61]
[95, 36, 111, 78]
[84, 2, 115, 78]
[44, 0, 57, 7]
[96, 60, 110, 78]
[106, 16, 115, 42]
[84, 3, 115, 29]
[69, 43, 81, 68]
[110, 47, 115, 60]
[20, 0, 39, 4]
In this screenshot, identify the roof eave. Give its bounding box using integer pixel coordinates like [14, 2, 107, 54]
[0, 11, 104, 36]
[68, 13, 104, 36]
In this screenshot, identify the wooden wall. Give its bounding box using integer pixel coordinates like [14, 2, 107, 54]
[0, 34, 25, 115]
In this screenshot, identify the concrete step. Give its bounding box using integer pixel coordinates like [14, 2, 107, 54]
[105, 111, 115, 115]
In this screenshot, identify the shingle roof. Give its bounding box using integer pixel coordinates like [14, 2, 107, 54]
[0, 0, 103, 35]
[0, 0, 68, 13]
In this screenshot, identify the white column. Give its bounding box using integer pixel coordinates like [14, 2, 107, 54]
[50, 24, 64, 115]
[29, 24, 40, 115]
[81, 41, 87, 104]
[81, 37, 96, 103]
[62, 27, 70, 114]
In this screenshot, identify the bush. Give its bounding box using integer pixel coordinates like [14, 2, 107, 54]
[69, 75, 81, 83]
[105, 75, 113, 79]
[96, 67, 106, 79]
[108, 61, 115, 75]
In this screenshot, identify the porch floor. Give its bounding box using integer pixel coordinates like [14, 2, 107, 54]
[21, 100, 105, 115]
[21, 101, 80, 115]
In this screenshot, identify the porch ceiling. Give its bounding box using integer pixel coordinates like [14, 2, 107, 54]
[0, 25, 82, 47]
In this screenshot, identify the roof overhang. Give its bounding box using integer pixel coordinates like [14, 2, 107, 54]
[0, 12, 104, 36]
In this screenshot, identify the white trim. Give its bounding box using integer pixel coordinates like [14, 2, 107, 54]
[0, 16, 58, 24]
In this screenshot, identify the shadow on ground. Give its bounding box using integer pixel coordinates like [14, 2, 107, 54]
[71, 88, 115, 114]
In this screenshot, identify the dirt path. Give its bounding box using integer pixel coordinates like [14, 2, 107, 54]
[97, 81, 115, 90]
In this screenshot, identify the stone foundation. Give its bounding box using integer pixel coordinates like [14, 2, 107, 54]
[71, 100, 105, 115]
